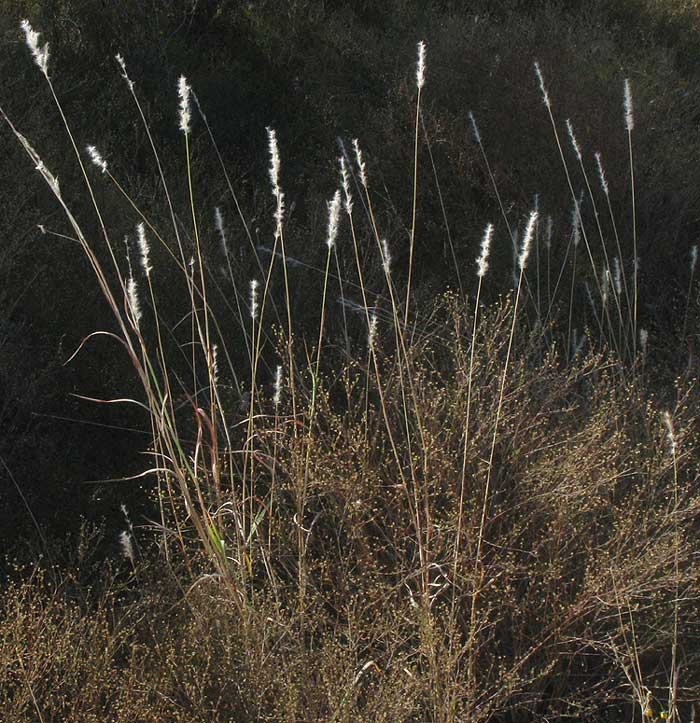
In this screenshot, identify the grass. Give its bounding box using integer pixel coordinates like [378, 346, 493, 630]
[2, 14, 700, 723]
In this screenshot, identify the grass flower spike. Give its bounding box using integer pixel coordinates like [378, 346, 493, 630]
[127, 275, 142, 326]
[178, 75, 191, 134]
[476, 223, 493, 278]
[249, 279, 259, 320]
[267, 127, 285, 233]
[381, 239, 392, 276]
[533, 61, 551, 108]
[326, 190, 341, 249]
[20, 19, 49, 76]
[273, 365, 282, 406]
[352, 138, 368, 188]
[416, 40, 426, 89]
[519, 211, 538, 270]
[136, 223, 151, 277]
[86, 145, 108, 173]
[565, 119, 582, 162]
[624, 78, 634, 131]
[214, 207, 228, 256]
[339, 156, 353, 214]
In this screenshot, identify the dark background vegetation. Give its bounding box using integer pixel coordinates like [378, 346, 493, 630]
[2, 0, 700, 548]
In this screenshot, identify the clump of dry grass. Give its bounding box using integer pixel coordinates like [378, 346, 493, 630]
[3, 18, 700, 723]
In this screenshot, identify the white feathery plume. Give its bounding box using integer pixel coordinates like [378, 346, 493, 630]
[571, 194, 582, 247]
[86, 145, 107, 174]
[267, 127, 281, 191]
[249, 279, 259, 320]
[691, 245, 698, 274]
[533, 61, 551, 109]
[273, 365, 283, 407]
[663, 411, 677, 456]
[594, 152, 609, 196]
[267, 127, 285, 234]
[326, 190, 341, 250]
[352, 138, 368, 189]
[468, 111, 482, 144]
[623, 78, 634, 131]
[545, 216, 553, 250]
[119, 530, 135, 564]
[214, 207, 228, 256]
[565, 119, 582, 163]
[20, 19, 49, 76]
[381, 239, 392, 276]
[136, 223, 151, 277]
[518, 210, 539, 271]
[339, 156, 353, 214]
[178, 75, 191, 134]
[368, 310, 378, 348]
[476, 223, 493, 278]
[127, 275, 142, 326]
[613, 257, 622, 295]
[115, 53, 134, 90]
[416, 40, 426, 89]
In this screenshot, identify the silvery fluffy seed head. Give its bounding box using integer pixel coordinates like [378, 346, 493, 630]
[273, 365, 283, 406]
[178, 75, 191, 134]
[533, 61, 551, 109]
[476, 223, 493, 278]
[119, 530, 135, 564]
[266, 127, 285, 233]
[623, 78, 634, 131]
[571, 201, 581, 247]
[352, 138, 368, 188]
[368, 311, 378, 348]
[594, 152, 609, 196]
[613, 257, 622, 295]
[663, 411, 676, 456]
[339, 157, 353, 214]
[545, 216, 553, 250]
[249, 279, 259, 320]
[115, 53, 134, 90]
[416, 40, 426, 89]
[214, 207, 228, 256]
[326, 190, 341, 250]
[127, 275, 142, 326]
[267, 127, 281, 191]
[518, 211, 538, 271]
[381, 238, 392, 276]
[136, 223, 151, 277]
[691, 245, 698, 274]
[86, 145, 107, 174]
[20, 19, 49, 76]
[468, 111, 482, 145]
[565, 119, 582, 163]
